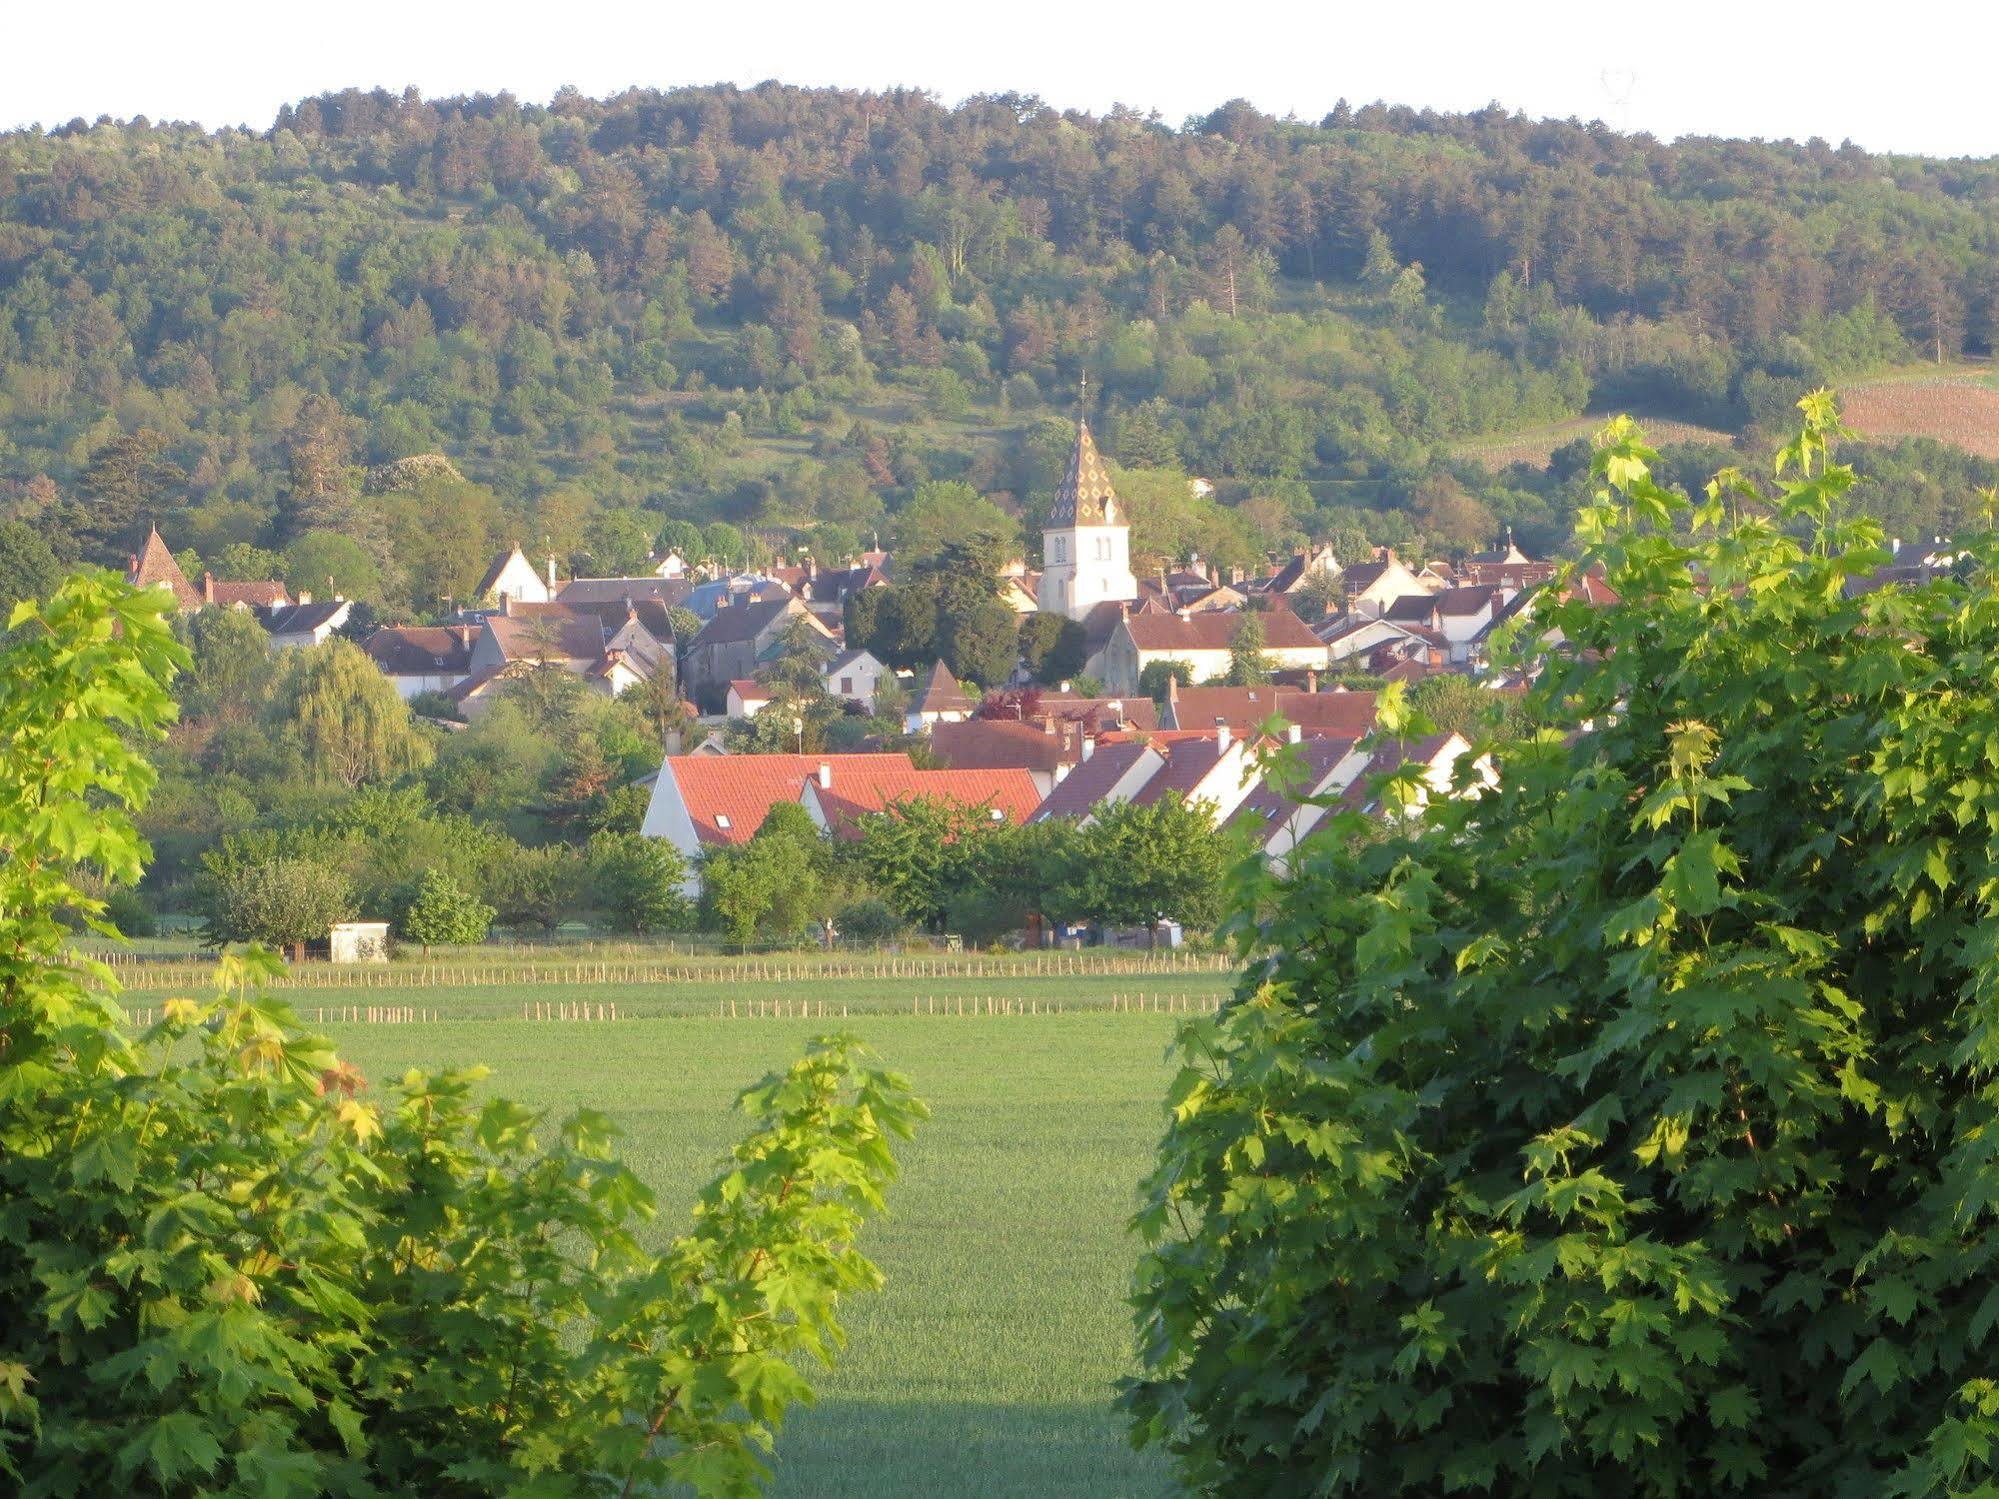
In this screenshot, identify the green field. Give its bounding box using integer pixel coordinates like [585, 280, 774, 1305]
[327, 1003, 1186, 1497]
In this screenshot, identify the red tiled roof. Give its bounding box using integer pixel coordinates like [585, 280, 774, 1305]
[1131, 736, 1231, 807]
[483, 606, 607, 663]
[810, 763, 1043, 838]
[666, 753, 917, 846]
[1123, 606, 1324, 653]
[202, 574, 290, 609]
[728, 679, 771, 702]
[1167, 686, 1377, 739]
[929, 719, 1076, 774]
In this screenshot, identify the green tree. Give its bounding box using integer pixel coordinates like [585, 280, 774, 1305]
[1408, 671, 1528, 738]
[1139, 658, 1197, 703]
[70, 428, 185, 562]
[851, 796, 996, 930]
[1019, 611, 1087, 683]
[950, 597, 1022, 687]
[179, 603, 273, 722]
[1059, 795, 1229, 928]
[0, 520, 63, 619]
[583, 506, 657, 574]
[486, 842, 586, 931]
[0, 579, 923, 1492]
[270, 638, 434, 786]
[1223, 612, 1271, 686]
[589, 831, 689, 932]
[1128, 398, 1999, 1493]
[202, 855, 355, 953]
[283, 529, 382, 600]
[891, 481, 1020, 565]
[395, 867, 494, 951]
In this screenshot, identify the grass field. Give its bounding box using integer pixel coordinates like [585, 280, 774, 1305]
[320, 999, 1189, 1497]
[1451, 412, 1738, 470]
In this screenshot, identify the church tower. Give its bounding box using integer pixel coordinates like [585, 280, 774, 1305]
[1040, 405, 1137, 621]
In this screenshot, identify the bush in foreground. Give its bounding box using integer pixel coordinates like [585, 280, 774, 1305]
[0, 574, 925, 1494]
[1127, 398, 1999, 1494]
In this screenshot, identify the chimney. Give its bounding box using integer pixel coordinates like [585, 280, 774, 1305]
[1052, 762, 1072, 785]
[1306, 669, 1318, 694]
[1215, 718, 1231, 751]
[202, 571, 216, 604]
[1081, 735, 1096, 762]
[1042, 716, 1056, 736]
[817, 762, 832, 789]
[501, 591, 514, 616]
[297, 590, 313, 604]
[547, 555, 558, 590]
[1059, 679, 1072, 693]
[1286, 723, 1303, 744]
[1166, 673, 1180, 708]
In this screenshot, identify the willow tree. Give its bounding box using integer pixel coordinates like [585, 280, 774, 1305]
[271, 637, 433, 786]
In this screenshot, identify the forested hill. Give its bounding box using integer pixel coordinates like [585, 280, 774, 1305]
[6, 83, 1999, 611]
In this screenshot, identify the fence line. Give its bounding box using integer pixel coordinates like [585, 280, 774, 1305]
[106, 950, 1236, 994]
[117, 991, 1227, 1027]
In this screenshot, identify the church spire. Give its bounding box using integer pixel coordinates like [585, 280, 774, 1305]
[1049, 391, 1119, 528]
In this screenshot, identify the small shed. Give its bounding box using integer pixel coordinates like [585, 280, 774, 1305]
[328, 921, 391, 964]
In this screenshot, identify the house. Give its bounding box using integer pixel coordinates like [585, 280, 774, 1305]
[438, 599, 673, 714]
[261, 599, 352, 650]
[1091, 606, 1328, 694]
[1382, 585, 1510, 665]
[1256, 544, 1342, 599]
[1227, 733, 1373, 868]
[794, 560, 890, 625]
[929, 718, 1082, 797]
[905, 660, 974, 732]
[1316, 612, 1444, 666]
[199, 573, 290, 611]
[124, 526, 202, 612]
[1162, 681, 1378, 741]
[681, 596, 831, 705]
[1341, 551, 1435, 618]
[1126, 727, 1258, 825]
[1025, 692, 1159, 733]
[362, 624, 480, 699]
[1030, 724, 1256, 828]
[726, 680, 772, 719]
[638, 752, 919, 893]
[1337, 732, 1492, 818]
[558, 576, 694, 610]
[822, 647, 889, 711]
[474, 544, 557, 607]
[1029, 739, 1166, 826]
[796, 760, 1043, 839]
[653, 550, 689, 578]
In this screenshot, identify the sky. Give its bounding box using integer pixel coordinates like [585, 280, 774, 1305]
[8, 0, 1999, 158]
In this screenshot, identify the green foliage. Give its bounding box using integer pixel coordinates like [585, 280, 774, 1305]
[950, 598, 1023, 688]
[0, 519, 64, 619]
[1407, 672, 1529, 739]
[589, 831, 690, 933]
[1138, 658, 1197, 703]
[0, 575, 925, 1495]
[201, 855, 356, 948]
[1057, 796, 1232, 929]
[486, 843, 587, 932]
[1019, 611, 1087, 684]
[1126, 396, 1999, 1493]
[1222, 612, 1271, 686]
[395, 867, 495, 949]
[834, 897, 910, 945]
[270, 639, 434, 787]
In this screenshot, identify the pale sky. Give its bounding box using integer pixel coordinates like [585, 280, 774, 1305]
[8, 0, 1999, 158]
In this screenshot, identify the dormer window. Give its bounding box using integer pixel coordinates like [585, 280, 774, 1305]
[715, 814, 732, 830]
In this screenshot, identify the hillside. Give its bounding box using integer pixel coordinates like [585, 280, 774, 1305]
[7, 85, 1999, 608]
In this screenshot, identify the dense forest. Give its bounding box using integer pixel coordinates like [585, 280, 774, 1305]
[5, 83, 1999, 608]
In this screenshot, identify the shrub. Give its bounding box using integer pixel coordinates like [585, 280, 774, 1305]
[394, 867, 494, 951]
[835, 897, 909, 944]
[1126, 398, 1999, 1492]
[0, 572, 926, 1494]
[201, 855, 355, 952]
[589, 831, 690, 933]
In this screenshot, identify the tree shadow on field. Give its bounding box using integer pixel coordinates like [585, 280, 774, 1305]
[767, 1397, 1173, 1499]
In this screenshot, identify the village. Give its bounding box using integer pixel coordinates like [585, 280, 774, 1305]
[113, 411, 1641, 938]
